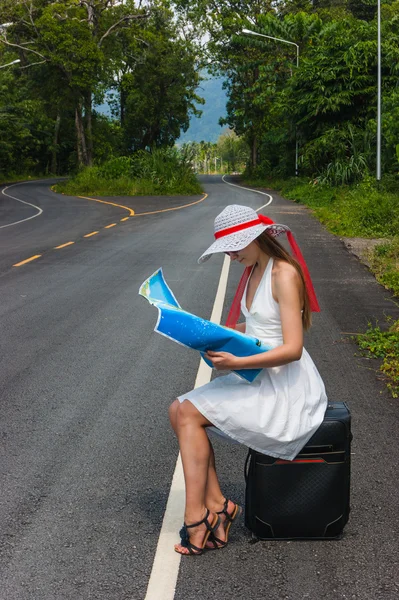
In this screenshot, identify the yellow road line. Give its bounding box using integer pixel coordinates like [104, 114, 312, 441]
[55, 241, 74, 249]
[77, 195, 135, 216]
[76, 192, 207, 219]
[13, 255, 42, 267]
[10, 191, 208, 269]
[133, 193, 208, 217]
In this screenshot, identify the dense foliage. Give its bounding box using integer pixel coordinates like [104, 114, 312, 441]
[176, 0, 399, 182]
[182, 130, 249, 173]
[1, 0, 399, 188]
[0, 0, 202, 177]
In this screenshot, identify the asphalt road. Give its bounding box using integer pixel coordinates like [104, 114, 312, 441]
[0, 176, 398, 600]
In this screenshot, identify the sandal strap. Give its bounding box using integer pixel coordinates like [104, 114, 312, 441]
[186, 542, 203, 555]
[208, 532, 227, 548]
[185, 508, 212, 530]
[217, 499, 235, 523]
[179, 512, 220, 555]
[179, 525, 204, 554]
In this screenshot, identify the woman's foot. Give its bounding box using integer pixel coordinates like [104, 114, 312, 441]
[205, 499, 241, 549]
[174, 509, 219, 556]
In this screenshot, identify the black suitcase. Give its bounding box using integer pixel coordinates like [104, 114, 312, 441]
[245, 402, 351, 540]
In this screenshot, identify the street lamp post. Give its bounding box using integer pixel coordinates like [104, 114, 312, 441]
[214, 156, 222, 173]
[242, 28, 300, 176]
[0, 59, 20, 69]
[377, 0, 381, 181]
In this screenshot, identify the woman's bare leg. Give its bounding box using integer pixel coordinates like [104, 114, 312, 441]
[169, 400, 237, 550]
[170, 400, 225, 508]
[204, 440, 237, 547]
[205, 441, 225, 509]
[174, 400, 217, 554]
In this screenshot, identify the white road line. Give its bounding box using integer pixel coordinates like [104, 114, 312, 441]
[143, 191, 273, 600]
[222, 174, 273, 207]
[0, 180, 44, 229]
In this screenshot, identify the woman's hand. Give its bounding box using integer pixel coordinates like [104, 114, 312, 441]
[205, 350, 241, 371]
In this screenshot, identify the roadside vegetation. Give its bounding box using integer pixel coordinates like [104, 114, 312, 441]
[55, 149, 203, 196]
[181, 131, 250, 175]
[0, 174, 56, 186]
[355, 318, 399, 399]
[0, 1, 202, 180]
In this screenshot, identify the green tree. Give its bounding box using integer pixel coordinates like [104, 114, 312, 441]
[0, 70, 52, 175]
[217, 130, 248, 172]
[112, 8, 203, 152]
[0, 0, 148, 167]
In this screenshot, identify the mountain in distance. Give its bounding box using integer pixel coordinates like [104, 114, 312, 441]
[178, 76, 229, 144]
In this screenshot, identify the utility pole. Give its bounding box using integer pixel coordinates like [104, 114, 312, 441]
[377, 0, 381, 181]
[242, 29, 300, 176]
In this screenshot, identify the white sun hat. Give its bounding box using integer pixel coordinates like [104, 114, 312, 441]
[198, 204, 290, 264]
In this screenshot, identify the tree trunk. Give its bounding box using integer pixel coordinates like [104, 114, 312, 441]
[51, 113, 61, 174]
[120, 83, 126, 125]
[75, 102, 88, 167]
[85, 91, 93, 166]
[252, 135, 257, 170]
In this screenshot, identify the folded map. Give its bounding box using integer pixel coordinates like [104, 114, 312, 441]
[139, 268, 270, 382]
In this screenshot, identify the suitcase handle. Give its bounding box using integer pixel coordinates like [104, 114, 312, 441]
[301, 445, 333, 454]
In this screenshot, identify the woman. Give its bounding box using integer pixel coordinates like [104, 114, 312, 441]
[169, 204, 328, 556]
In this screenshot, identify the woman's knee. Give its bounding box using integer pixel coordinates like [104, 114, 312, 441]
[169, 399, 180, 431]
[177, 399, 204, 427]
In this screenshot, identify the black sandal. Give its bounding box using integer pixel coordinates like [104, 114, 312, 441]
[175, 509, 219, 556]
[207, 499, 242, 550]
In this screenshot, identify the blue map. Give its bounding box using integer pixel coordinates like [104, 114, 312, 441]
[139, 268, 270, 382]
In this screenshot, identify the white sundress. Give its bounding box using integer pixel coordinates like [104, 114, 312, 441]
[177, 258, 328, 461]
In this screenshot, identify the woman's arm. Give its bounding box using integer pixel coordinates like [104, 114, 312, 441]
[207, 265, 303, 370]
[232, 322, 246, 333]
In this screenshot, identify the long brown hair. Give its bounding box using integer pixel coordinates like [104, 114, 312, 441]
[256, 231, 312, 331]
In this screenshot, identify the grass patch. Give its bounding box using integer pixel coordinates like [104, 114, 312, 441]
[368, 238, 399, 297]
[55, 150, 203, 197]
[354, 318, 399, 398]
[244, 176, 399, 238]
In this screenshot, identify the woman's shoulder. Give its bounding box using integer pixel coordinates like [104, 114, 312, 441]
[272, 259, 302, 299]
[272, 259, 300, 281]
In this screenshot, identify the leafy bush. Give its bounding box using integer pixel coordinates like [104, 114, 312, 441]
[301, 124, 374, 186]
[355, 318, 399, 398]
[97, 156, 133, 180]
[57, 167, 134, 196]
[316, 155, 369, 186]
[56, 148, 203, 196]
[369, 238, 399, 296]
